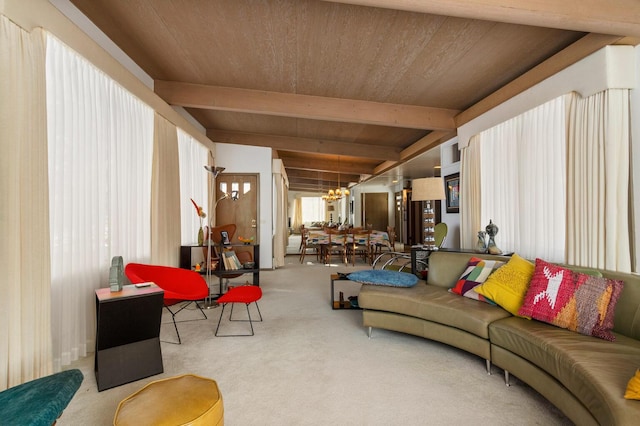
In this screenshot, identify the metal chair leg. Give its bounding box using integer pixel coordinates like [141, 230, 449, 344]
[164, 305, 182, 345]
[215, 301, 262, 337]
[163, 301, 209, 345]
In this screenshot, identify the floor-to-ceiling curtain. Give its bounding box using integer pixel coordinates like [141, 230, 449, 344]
[46, 34, 154, 370]
[272, 160, 288, 268]
[567, 90, 632, 272]
[476, 96, 566, 262]
[178, 129, 209, 246]
[0, 16, 51, 390]
[459, 135, 482, 249]
[292, 197, 303, 231]
[151, 113, 180, 266]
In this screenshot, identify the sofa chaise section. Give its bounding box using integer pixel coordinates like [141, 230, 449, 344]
[490, 317, 640, 425]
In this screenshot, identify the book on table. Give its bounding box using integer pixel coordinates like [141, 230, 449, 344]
[222, 250, 242, 270]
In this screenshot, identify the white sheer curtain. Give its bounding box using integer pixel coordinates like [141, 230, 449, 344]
[178, 129, 209, 245]
[567, 90, 632, 272]
[292, 197, 303, 231]
[272, 161, 288, 268]
[477, 96, 566, 262]
[0, 16, 51, 389]
[46, 35, 154, 370]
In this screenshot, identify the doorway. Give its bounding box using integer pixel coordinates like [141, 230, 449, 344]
[361, 192, 388, 231]
[394, 191, 403, 243]
[215, 174, 259, 248]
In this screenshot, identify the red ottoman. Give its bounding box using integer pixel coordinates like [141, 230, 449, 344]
[215, 285, 263, 336]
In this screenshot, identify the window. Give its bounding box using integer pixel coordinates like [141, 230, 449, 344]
[301, 197, 324, 223]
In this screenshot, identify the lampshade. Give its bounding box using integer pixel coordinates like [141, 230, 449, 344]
[412, 177, 445, 201]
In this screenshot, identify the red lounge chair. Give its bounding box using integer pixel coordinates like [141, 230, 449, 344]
[125, 263, 209, 344]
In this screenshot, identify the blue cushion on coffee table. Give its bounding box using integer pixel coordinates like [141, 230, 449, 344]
[347, 270, 418, 287]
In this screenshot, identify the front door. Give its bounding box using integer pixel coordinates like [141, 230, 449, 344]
[215, 174, 259, 246]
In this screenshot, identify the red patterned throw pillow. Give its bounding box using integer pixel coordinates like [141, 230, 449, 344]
[518, 258, 624, 341]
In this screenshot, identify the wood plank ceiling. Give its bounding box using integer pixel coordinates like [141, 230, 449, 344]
[68, 0, 639, 193]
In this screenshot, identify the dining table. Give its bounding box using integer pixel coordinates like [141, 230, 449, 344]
[306, 229, 390, 264]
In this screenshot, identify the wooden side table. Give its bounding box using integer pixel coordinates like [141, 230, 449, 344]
[330, 274, 361, 310]
[95, 284, 164, 391]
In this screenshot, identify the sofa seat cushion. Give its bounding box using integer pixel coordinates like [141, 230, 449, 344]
[359, 282, 512, 339]
[490, 317, 640, 425]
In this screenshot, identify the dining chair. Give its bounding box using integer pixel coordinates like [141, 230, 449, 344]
[386, 226, 396, 251]
[349, 228, 372, 265]
[299, 226, 320, 263]
[325, 228, 347, 265]
[434, 222, 448, 249]
[298, 224, 306, 252]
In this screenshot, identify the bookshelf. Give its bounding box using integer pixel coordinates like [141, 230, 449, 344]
[179, 244, 260, 296]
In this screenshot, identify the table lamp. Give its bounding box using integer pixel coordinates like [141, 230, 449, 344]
[412, 177, 445, 250]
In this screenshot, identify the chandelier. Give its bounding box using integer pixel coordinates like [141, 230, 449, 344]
[322, 186, 350, 202]
[322, 156, 350, 201]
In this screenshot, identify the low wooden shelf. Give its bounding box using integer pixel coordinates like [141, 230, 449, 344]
[330, 274, 361, 310]
[180, 244, 260, 297]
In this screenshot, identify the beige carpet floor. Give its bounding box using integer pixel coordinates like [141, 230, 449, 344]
[58, 255, 572, 425]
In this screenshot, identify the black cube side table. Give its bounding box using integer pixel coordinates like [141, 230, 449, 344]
[95, 284, 164, 391]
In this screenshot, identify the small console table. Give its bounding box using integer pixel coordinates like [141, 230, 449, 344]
[94, 284, 164, 391]
[411, 247, 513, 277]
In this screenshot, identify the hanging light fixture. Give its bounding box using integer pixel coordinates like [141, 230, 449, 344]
[322, 156, 350, 201]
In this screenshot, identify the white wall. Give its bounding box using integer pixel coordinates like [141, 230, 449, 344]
[214, 144, 273, 269]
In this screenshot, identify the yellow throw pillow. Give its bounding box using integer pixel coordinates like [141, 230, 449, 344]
[624, 369, 640, 400]
[474, 254, 535, 316]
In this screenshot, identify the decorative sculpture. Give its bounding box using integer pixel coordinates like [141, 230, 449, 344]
[485, 220, 502, 255]
[475, 230, 487, 253]
[109, 255, 125, 292]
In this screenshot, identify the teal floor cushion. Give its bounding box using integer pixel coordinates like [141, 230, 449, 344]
[0, 368, 83, 425]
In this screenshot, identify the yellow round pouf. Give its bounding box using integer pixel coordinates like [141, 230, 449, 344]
[113, 374, 223, 426]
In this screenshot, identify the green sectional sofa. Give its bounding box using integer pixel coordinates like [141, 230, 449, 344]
[358, 251, 640, 425]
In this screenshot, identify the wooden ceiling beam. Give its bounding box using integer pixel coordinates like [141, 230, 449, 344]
[156, 81, 459, 130]
[283, 158, 374, 176]
[455, 33, 625, 127]
[373, 130, 456, 175]
[323, 0, 640, 37]
[288, 178, 339, 189]
[286, 169, 361, 184]
[289, 182, 339, 191]
[207, 129, 400, 161]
